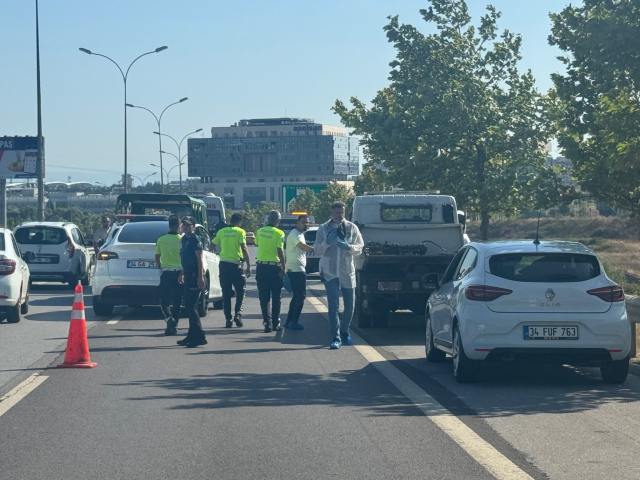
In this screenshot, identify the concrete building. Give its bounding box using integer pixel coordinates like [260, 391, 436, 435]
[187, 117, 359, 207]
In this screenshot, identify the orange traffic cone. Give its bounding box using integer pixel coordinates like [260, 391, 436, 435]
[58, 284, 97, 369]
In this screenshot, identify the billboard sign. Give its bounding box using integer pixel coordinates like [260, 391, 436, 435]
[0, 136, 44, 179]
[281, 183, 328, 211]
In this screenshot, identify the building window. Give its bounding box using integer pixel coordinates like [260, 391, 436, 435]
[271, 131, 278, 136]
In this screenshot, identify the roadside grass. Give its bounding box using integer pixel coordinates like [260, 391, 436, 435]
[467, 217, 640, 296]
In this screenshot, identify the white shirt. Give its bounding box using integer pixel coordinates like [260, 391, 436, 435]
[285, 229, 307, 272]
[313, 220, 364, 289]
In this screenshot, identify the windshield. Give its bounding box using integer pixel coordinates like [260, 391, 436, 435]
[130, 203, 192, 217]
[15, 226, 67, 245]
[207, 210, 222, 225]
[116, 222, 169, 244]
[489, 253, 601, 283]
[380, 205, 432, 222]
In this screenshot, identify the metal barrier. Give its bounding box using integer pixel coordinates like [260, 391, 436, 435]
[625, 296, 640, 358]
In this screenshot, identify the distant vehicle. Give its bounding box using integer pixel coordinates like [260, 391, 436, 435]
[116, 193, 208, 231]
[303, 227, 319, 274]
[245, 232, 255, 246]
[352, 194, 464, 328]
[201, 193, 226, 236]
[0, 228, 30, 323]
[264, 213, 316, 234]
[425, 240, 631, 384]
[14, 222, 92, 288]
[91, 220, 223, 316]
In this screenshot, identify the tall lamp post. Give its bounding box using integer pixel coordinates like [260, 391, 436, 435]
[78, 45, 168, 194]
[126, 98, 188, 193]
[155, 128, 202, 194]
[130, 172, 156, 187]
[160, 151, 186, 194]
[150, 163, 169, 188]
[35, 0, 45, 221]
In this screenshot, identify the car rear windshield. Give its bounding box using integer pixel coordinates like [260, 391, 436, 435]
[489, 253, 601, 283]
[117, 222, 169, 244]
[15, 227, 67, 245]
[380, 205, 432, 222]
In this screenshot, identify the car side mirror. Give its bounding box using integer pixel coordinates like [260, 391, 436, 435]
[423, 273, 440, 290]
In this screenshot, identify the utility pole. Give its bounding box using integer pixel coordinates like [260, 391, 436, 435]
[36, 0, 45, 221]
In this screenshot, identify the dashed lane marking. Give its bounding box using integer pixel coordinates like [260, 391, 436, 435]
[106, 312, 128, 325]
[307, 291, 533, 480]
[0, 374, 48, 420]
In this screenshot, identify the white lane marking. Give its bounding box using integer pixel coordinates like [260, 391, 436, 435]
[106, 312, 127, 325]
[307, 292, 533, 480]
[0, 374, 48, 419]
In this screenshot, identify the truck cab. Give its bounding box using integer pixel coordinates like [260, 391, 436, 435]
[352, 193, 464, 327]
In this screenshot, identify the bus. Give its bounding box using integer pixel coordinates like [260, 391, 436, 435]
[115, 194, 208, 229]
[201, 193, 226, 236]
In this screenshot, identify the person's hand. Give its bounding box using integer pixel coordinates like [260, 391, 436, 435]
[327, 229, 339, 245]
[198, 275, 205, 290]
[178, 274, 185, 284]
[337, 240, 350, 251]
[279, 269, 285, 280]
[245, 266, 252, 278]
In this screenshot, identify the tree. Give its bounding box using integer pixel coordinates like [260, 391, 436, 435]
[287, 189, 319, 216]
[549, 0, 640, 214]
[353, 161, 392, 196]
[334, 0, 562, 239]
[315, 180, 354, 223]
[240, 201, 280, 233]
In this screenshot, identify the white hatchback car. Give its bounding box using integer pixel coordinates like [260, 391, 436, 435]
[14, 222, 92, 288]
[425, 241, 631, 383]
[0, 228, 30, 323]
[91, 220, 222, 316]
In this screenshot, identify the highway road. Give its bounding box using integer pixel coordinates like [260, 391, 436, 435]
[1, 249, 639, 479]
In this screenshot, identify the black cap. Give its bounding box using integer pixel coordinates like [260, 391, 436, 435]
[181, 216, 196, 226]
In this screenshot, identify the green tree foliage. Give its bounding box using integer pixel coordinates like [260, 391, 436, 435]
[550, 0, 640, 214]
[314, 180, 354, 223]
[353, 162, 392, 196]
[334, 1, 564, 239]
[240, 201, 280, 233]
[287, 189, 319, 216]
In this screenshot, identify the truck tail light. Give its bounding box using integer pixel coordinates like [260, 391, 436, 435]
[0, 259, 17, 275]
[98, 251, 119, 261]
[65, 237, 75, 258]
[465, 284, 512, 302]
[587, 285, 624, 302]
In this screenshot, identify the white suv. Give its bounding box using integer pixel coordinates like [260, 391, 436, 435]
[14, 222, 92, 288]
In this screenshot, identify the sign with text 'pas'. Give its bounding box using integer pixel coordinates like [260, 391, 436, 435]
[0, 136, 45, 179]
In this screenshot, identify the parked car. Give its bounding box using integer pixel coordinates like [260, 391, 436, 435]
[245, 232, 255, 246]
[91, 220, 223, 316]
[424, 240, 631, 384]
[303, 227, 319, 274]
[14, 222, 92, 288]
[0, 228, 30, 323]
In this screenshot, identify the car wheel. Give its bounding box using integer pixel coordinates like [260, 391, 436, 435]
[68, 269, 81, 289]
[20, 291, 29, 315]
[7, 297, 21, 324]
[425, 313, 445, 362]
[198, 280, 210, 317]
[600, 357, 629, 384]
[93, 296, 114, 317]
[452, 324, 476, 383]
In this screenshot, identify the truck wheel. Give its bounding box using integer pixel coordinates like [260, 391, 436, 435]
[356, 287, 372, 328]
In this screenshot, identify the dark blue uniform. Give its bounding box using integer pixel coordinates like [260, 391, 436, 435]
[180, 234, 205, 342]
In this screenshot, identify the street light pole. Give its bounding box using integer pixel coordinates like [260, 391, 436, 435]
[150, 163, 169, 188]
[36, 0, 44, 221]
[130, 172, 156, 187]
[79, 45, 168, 194]
[155, 128, 202, 195]
[126, 98, 187, 193]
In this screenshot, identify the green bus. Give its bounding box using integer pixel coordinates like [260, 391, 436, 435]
[115, 194, 208, 230]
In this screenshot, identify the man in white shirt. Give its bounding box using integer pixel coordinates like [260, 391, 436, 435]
[313, 202, 364, 349]
[284, 214, 314, 330]
[93, 216, 111, 254]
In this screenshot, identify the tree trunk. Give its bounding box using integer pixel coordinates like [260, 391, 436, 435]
[480, 210, 490, 241]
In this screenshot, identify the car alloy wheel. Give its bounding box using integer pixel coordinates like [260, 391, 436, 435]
[425, 314, 445, 362]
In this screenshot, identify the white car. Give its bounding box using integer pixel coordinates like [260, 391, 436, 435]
[14, 222, 92, 288]
[0, 228, 30, 323]
[91, 220, 222, 317]
[425, 241, 631, 383]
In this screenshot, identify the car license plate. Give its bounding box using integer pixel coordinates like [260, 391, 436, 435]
[31, 257, 51, 263]
[524, 326, 578, 340]
[127, 260, 158, 269]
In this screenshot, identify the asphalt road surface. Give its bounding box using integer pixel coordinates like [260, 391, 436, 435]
[1, 249, 639, 479]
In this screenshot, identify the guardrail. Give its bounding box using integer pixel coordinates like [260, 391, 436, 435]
[625, 296, 640, 358]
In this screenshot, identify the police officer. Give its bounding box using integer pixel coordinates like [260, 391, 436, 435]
[176, 216, 207, 348]
[155, 215, 183, 336]
[255, 210, 285, 333]
[212, 212, 251, 328]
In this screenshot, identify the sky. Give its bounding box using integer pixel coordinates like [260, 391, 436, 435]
[1, 0, 567, 186]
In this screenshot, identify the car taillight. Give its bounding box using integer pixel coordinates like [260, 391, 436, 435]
[465, 284, 513, 302]
[98, 251, 119, 261]
[65, 237, 75, 258]
[0, 259, 16, 275]
[587, 285, 624, 302]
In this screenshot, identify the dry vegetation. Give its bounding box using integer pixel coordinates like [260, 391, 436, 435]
[467, 216, 640, 295]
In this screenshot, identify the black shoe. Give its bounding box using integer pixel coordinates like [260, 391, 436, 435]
[225, 319, 233, 328]
[263, 322, 272, 333]
[234, 314, 243, 327]
[165, 326, 178, 336]
[186, 336, 208, 348]
[176, 336, 190, 346]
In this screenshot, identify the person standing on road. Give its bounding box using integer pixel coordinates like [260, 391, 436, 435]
[176, 216, 207, 348]
[314, 202, 364, 349]
[255, 210, 286, 333]
[284, 214, 313, 330]
[212, 212, 251, 328]
[155, 215, 183, 336]
[93, 216, 111, 254]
